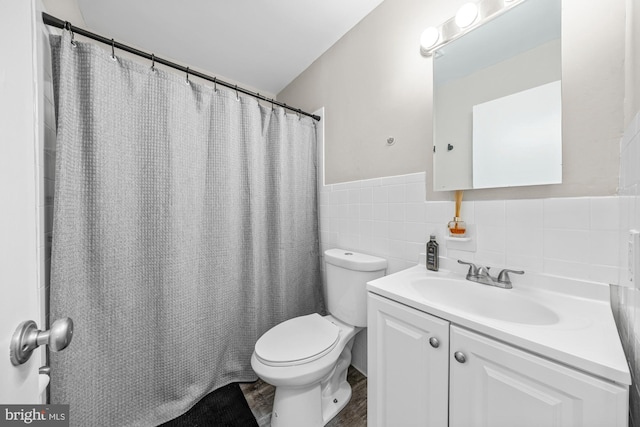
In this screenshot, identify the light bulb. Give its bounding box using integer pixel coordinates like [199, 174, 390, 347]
[420, 27, 440, 51]
[455, 2, 479, 29]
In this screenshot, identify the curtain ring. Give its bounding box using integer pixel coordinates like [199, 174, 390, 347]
[64, 22, 76, 46]
[213, 77, 218, 93]
[185, 67, 190, 85]
[235, 85, 239, 101]
[110, 38, 116, 61]
[271, 99, 275, 113]
[150, 54, 155, 72]
[297, 109, 302, 121]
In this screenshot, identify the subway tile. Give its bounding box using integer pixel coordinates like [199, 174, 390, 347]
[335, 204, 349, 219]
[476, 225, 505, 253]
[338, 233, 359, 251]
[405, 241, 425, 264]
[372, 186, 388, 204]
[373, 204, 389, 221]
[506, 227, 543, 258]
[448, 249, 474, 263]
[505, 253, 544, 272]
[349, 189, 360, 204]
[507, 199, 543, 229]
[338, 218, 350, 235]
[334, 189, 349, 205]
[589, 264, 620, 285]
[360, 204, 373, 221]
[543, 259, 591, 281]
[405, 222, 427, 244]
[388, 222, 406, 241]
[425, 201, 454, 224]
[360, 233, 374, 251]
[406, 182, 425, 202]
[459, 201, 474, 224]
[359, 187, 373, 204]
[475, 200, 506, 227]
[388, 203, 405, 222]
[591, 197, 620, 230]
[474, 250, 505, 268]
[348, 204, 359, 220]
[589, 230, 620, 267]
[406, 203, 426, 223]
[360, 220, 374, 239]
[544, 198, 591, 230]
[388, 239, 406, 260]
[543, 229, 590, 263]
[373, 221, 389, 238]
[371, 237, 389, 257]
[387, 185, 406, 203]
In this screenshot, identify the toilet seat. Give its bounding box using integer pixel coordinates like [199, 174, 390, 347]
[255, 313, 340, 367]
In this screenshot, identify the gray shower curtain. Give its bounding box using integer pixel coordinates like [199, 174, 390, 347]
[49, 32, 324, 426]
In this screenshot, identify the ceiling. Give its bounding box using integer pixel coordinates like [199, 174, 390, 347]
[77, 0, 385, 95]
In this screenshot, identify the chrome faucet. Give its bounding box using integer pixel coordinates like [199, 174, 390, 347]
[457, 260, 524, 289]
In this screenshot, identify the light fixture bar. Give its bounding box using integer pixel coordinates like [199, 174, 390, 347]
[420, 0, 525, 57]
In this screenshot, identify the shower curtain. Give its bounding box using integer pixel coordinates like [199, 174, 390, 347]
[49, 32, 324, 426]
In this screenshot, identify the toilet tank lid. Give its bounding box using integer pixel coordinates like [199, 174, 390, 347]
[324, 249, 387, 272]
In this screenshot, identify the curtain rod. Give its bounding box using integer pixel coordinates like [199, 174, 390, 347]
[41, 12, 321, 122]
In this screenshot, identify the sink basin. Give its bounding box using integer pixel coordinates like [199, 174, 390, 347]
[410, 277, 560, 325]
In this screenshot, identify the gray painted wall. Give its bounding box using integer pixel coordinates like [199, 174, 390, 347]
[278, 0, 627, 201]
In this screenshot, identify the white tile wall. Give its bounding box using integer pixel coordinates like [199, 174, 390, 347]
[319, 174, 622, 284]
[612, 110, 640, 426]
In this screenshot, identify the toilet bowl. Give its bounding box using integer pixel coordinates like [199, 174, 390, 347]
[251, 249, 387, 427]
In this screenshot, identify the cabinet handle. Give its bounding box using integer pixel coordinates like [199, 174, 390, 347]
[429, 337, 440, 348]
[454, 351, 467, 363]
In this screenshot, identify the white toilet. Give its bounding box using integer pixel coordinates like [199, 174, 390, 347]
[251, 248, 387, 427]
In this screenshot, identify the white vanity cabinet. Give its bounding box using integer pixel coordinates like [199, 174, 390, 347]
[368, 293, 629, 427]
[368, 293, 449, 427]
[449, 325, 628, 427]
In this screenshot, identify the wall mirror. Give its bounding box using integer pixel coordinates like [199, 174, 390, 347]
[432, 0, 562, 191]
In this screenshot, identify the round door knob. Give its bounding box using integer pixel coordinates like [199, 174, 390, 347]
[429, 337, 440, 348]
[454, 351, 467, 363]
[10, 317, 74, 366]
[41, 318, 74, 352]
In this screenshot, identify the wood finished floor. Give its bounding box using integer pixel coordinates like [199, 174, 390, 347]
[239, 366, 367, 427]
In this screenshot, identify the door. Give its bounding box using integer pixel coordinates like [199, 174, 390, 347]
[449, 325, 629, 427]
[368, 293, 449, 427]
[0, 0, 50, 404]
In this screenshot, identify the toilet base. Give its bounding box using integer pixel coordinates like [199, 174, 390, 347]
[269, 335, 356, 427]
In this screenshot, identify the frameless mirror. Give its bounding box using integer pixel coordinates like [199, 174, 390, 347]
[433, 0, 562, 191]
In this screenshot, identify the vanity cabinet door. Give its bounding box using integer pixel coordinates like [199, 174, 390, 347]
[368, 293, 449, 427]
[449, 326, 629, 427]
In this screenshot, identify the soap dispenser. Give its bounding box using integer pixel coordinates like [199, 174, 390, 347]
[426, 235, 439, 271]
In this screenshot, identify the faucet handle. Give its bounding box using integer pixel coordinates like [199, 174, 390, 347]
[477, 266, 492, 277]
[497, 269, 524, 285]
[457, 260, 478, 276]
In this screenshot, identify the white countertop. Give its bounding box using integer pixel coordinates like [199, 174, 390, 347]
[366, 261, 631, 385]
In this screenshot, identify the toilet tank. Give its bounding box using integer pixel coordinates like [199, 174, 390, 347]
[324, 249, 387, 327]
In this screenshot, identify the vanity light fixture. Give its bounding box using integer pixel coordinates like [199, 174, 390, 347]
[420, 27, 440, 52]
[419, 0, 525, 56]
[455, 3, 479, 28]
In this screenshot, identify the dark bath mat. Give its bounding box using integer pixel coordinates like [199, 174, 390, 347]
[160, 383, 259, 427]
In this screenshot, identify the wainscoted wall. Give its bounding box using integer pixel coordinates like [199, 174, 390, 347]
[319, 172, 623, 374]
[612, 110, 640, 427]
